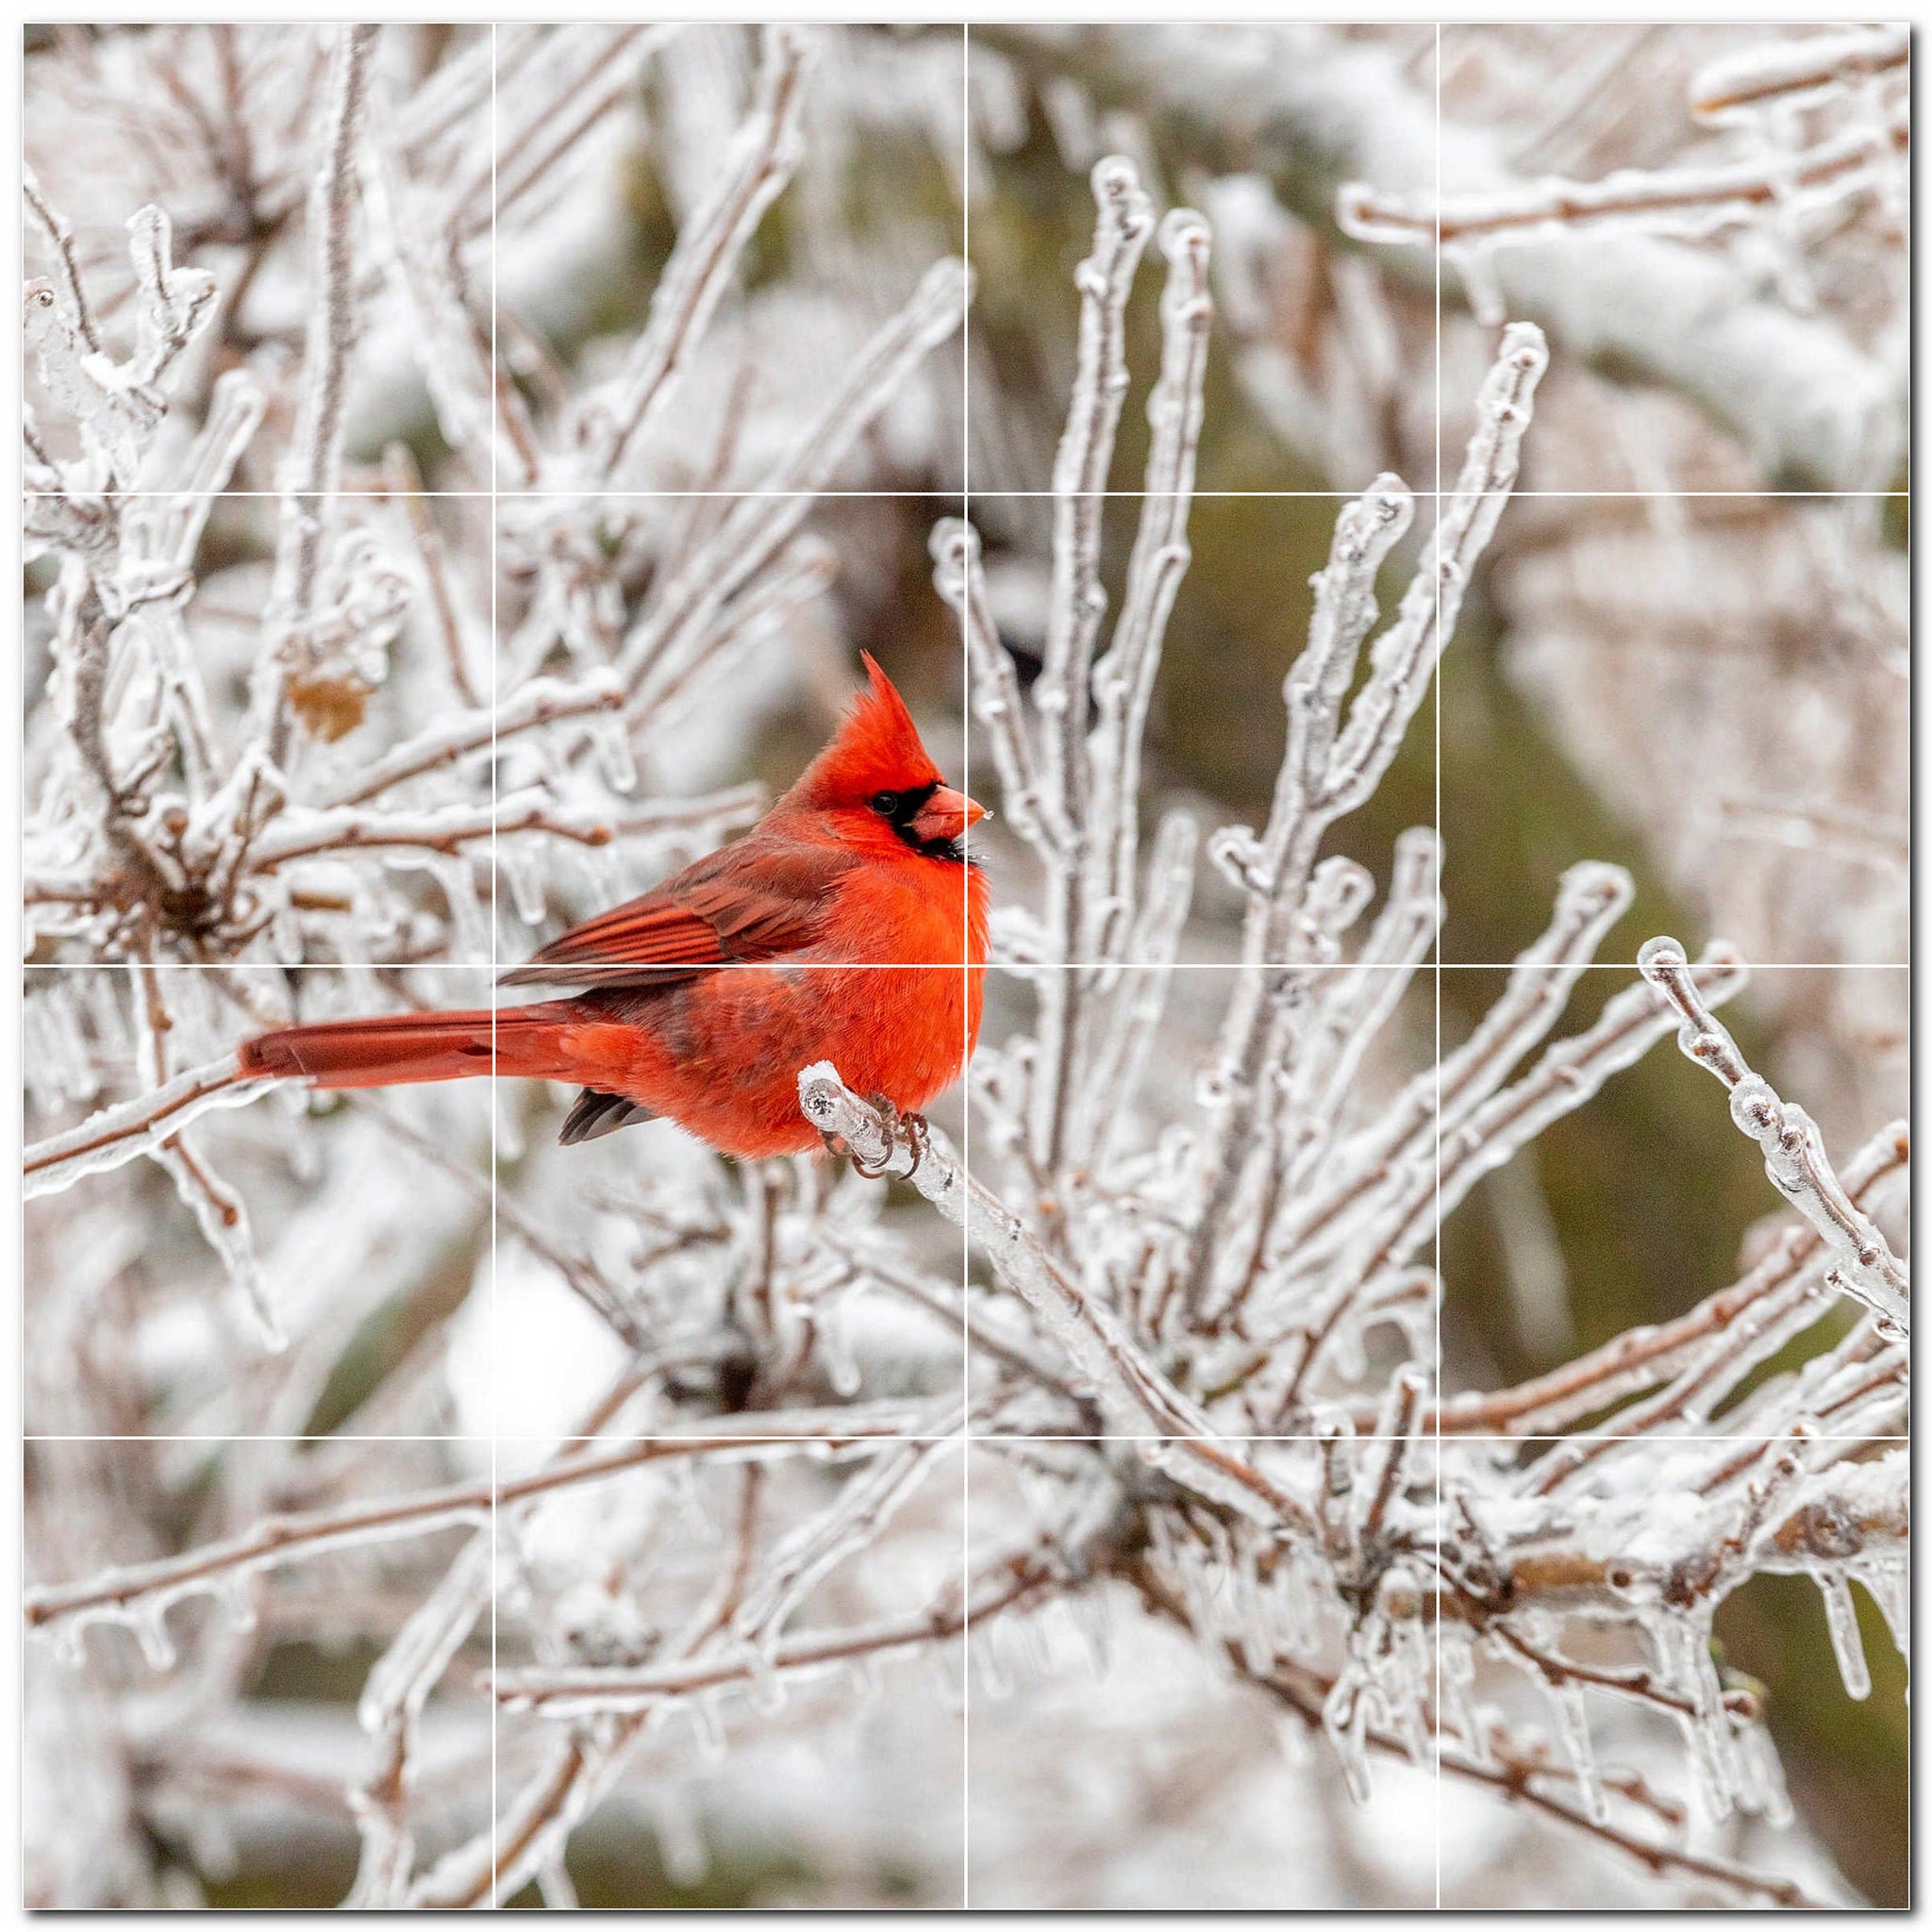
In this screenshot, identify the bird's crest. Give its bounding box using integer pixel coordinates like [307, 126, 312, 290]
[790, 653, 943, 810]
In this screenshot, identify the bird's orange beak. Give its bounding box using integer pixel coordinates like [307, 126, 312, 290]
[910, 786, 987, 845]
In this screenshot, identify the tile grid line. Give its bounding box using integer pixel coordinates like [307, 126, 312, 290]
[21, 488, 1911, 501]
[960, 21, 974, 1910]
[489, 22, 500, 1910]
[21, 1430, 1909, 1447]
[1433, 22, 1445, 1911]
[23, 959, 1911, 974]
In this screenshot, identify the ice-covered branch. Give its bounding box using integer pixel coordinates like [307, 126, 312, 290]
[25, 1407, 926, 1639]
[988, 25, 1903, 490]
[1690, 25, 1909, 117]
[619, 256, 970, 720]
[1340, 108, 1907, 248]
[797, 1063, 1303, 1530]
[262, 25, 378, 756]
[24, 1057, 273, 1199]
[588, 27, 810, 485]
[1639, 937, 1909, 1331]
[496, 1551, 1056, 1716]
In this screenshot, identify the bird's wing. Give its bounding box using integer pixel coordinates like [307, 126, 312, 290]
[499, 836, 853, 991]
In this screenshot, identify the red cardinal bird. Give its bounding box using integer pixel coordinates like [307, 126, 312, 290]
[242, 656, 988, 1158]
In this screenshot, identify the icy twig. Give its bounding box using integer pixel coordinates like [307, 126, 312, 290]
[1690, 25, 1909, 117]
[25, 1407, 927, 1633]
[1341, 109, 1908, 246]
[1639, 937, 1908, 1331]
[1089, 208, 1213, 956]
[1432, 1121, 1907, 1437]
[591, 27, 810, 484]
[800, 1066, 1303, 1532]
[24, 1057, 274, 1198]
[1185, 329, 1545, 1310]
[932, 519, 1051, 856]
[1036, 156, 1154, 851]
[247, 789, 612, 869]
[316, 674, 623, 808]
[619, 256, 970, 716]
[494, 1552, 1057, 1714]
[343, 1535, 491, 1907]
[1435, 945, 1750, 1224]
[1137, 1555, 1823, 1907]
[262, 25, 378, 751]
[22, 167, 98, 354]
[379, 446, 481, 705]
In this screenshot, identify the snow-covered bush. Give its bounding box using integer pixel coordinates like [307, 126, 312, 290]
[23, 25, 1906, 1909]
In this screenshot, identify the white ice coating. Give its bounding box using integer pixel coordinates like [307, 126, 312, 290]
[20, 47, 1907, 1907]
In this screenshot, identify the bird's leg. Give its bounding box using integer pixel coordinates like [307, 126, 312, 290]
[829, 1093, 931, 1181]
[865, 1092, 931, 1180]
[842, 1091, 900, 1178]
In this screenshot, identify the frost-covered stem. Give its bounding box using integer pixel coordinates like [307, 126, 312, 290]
[432, 1544, 1056, 1907]
[1359, 1368, 1424, 1541]
[1341, 109, 1908, 246]
[1443, 1747, 1818, 1909]
[620, 258, 969, 716]
[318, 674, 623, 807]
[128, 958, 277, 1346]
[1691, 25, 1909, 116]
[482, 26, 669, 234]
[797, 1065, 1305, 1529]
[1283, 860, 1631, 1269]
[841, 1247, 1079, 1402]
[1251, 475, 1413, 961]
[1037, 155, 1154, 855]
[1432, 1122, 1907, 1437]
[495, 1552, 1057, 1713]
[24, 1407, 923, 1631]
[53, 575, 139, 840]
[730, 1430, 960, 1645]
[1323, 325, 1547, 812]
[989, 25, 1898, 491]
[359, 1099, 651, 1351]
[1283, 829, 1441, 1172]
[1271, 947, 1747, 1410]
[593, 27, 809, 483]
[1435, 947, 1749, 1224]
[1025, 158, 1156, 1178]
[22, 168, 98, 354]
[1133, 1556, 1822, 1907]
[261, 24, 377, 758]
[381, 446, 480, 707]
[1089, 208, 1212, 958]
[931, 519, 1053, 857]
[1640, 937, 1909, 1330]
[248, 789, 612, 868]
[344, 1536, 491, 1907]
[24, 1056, 274, 1198]
[353, 1351, 729, 1904]
[1184, 330, 1544, 1311]
[638, 535, 840, 727]
[1524, 1274, 1834, 1497]
[1079, 810, 1199, 1171]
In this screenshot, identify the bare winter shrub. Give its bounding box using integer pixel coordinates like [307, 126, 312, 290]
[22, 25, 1906, 1909]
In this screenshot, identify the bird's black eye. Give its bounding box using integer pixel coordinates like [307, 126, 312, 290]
[870, 791, 900, 817]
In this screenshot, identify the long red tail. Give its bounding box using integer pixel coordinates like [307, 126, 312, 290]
[241, 1003, 577, 1091]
